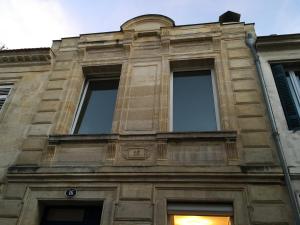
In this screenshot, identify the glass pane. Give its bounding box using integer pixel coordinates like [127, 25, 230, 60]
[173, 215, 231, 225]
[173, 71, 217, 132]
[75, 80, 118, 134]
[287, 75, 300, 116]
[295, 71, 300, 90]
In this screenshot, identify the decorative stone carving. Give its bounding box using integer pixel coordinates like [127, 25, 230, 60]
[0, 48, 51, 64]
[121, 147, 150, 160]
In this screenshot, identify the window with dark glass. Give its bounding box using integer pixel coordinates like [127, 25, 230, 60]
[168, 202, 233, 225]
[40, 205, 102, 225]
[172, 70, 218, 132]
[74, 79, 119, 134]
[271, 64, 300, 130]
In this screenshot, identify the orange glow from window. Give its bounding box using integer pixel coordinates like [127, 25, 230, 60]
[173, 215, 231, 225]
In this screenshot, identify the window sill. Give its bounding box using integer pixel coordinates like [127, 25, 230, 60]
[48, 131, 237, 144]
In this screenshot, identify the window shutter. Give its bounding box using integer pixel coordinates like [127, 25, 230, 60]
[0, 85, 12, 112]
[271, 64, 300, 129]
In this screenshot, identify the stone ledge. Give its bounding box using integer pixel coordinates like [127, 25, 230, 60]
[48, 131, 237, 144]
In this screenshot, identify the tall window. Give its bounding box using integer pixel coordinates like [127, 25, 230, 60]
[40, 205, 102, 225]
[73, 79, 119, 134]
[171, 70, 218, 132]
[168, 202, 233, 225]
[271, 64, 300, 130]
[0, 84, 12, 112]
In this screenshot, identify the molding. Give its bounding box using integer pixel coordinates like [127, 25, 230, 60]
[48, 131, 237, 144]
[6, 169, 284, 184]
[256, 34, 300, 51]
[0, 48, 51, 65]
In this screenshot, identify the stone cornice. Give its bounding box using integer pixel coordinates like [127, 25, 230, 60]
[256, 34, 300, 51]
[0, 48, 51, 65]
[6, 167, 284, 184]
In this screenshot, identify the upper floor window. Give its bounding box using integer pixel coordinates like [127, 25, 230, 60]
[171, 70, 219, 132]
[0, 84, 12, 112]
[73, 79, 119, 134]
[271, 64, 300, 130]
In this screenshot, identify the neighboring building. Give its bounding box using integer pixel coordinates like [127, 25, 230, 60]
[0, 13, 295, 225]
[257, 34, 300, 213]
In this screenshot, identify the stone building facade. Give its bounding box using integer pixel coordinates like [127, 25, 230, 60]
[0, 14, 295, 225]
[257, 34, 300, 214]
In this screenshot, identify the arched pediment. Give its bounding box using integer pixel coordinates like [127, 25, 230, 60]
[121, 14, 175, 31]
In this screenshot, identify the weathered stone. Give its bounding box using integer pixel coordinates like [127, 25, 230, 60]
[15, 151, 42, 165]
[0, 200, 22, 217]
[120, 184, 152, 200]
[115, 201, 152, 220]
[22, 137, 47, 151]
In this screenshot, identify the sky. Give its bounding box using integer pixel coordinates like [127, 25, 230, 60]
[0, 0, 299, 49]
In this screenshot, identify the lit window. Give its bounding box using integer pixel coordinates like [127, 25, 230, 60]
[0, 84, 12, 112]
[73, 79, 119, 134]
[168, 202, 233, 225]
[271, 64, 300, 130]
[171, 70, 218, 132]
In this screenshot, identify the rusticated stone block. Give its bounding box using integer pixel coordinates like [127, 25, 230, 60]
[42, 90, 63, 101]
[241, 132, 270, 147]
[27, 124, 52, 136]
[248, 185, 283, 201]
[120, 184, 152, 200]
[231, 69, 255, 80]
[228, 49, 249, 58]
[233, 79, 257, 91]
[0, 218, 18, 225]
[49, 71, 68, 81]
[238, 117, 267, 131]
[236, 104, 263, 117]
[235, 91, 260, 104]
[22, 137, 47, 151]
[38, 100, 60, 112]
[250, 204, 288, 223]
[32, 112, 56, 124]
[244, 148, 274, 164]
[15, 151, 42, 165]
[115, 201, 152, 220]
[0, 200, 22, 217]
[46, 80, 65, 90]
[4, 184, 27, 199]
[226, 40, 245, 49]
[230, 58, 253, 68]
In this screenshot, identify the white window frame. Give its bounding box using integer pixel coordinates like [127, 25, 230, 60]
[0, 84, 13, 113]
[70, 78, 118, 134]
[169, 69, 220, 132]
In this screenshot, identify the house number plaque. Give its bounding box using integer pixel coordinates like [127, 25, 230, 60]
[65, 188, 77, 198]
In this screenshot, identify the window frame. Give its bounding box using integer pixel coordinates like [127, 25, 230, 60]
[271, 63, 300, 130]
[169, 68, 220, 132]
[70, 77, 119, 134]
[0, 83, 13, 113]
